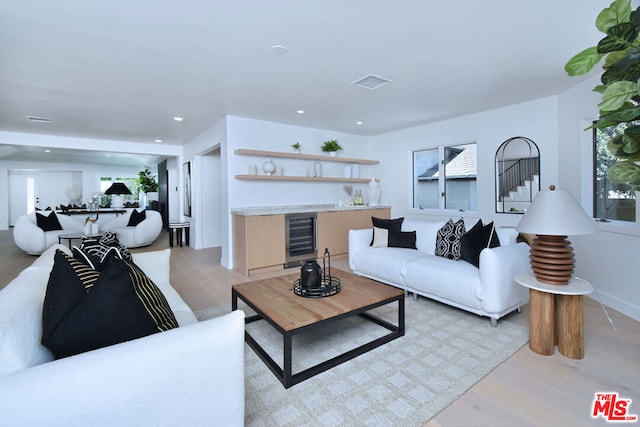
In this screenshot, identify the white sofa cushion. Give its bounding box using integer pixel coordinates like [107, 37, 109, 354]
[351, 246, 428, 286]
[0, 310, 245, 427]
[0, 244, 68, 376]
[402, 255, 482, 308]
[402, 219, 447, 255]
[132, 249, 198, 326]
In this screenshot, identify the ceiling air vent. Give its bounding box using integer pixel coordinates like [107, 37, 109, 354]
[350, 74, 392, 90]
[25, 116, 52, 124]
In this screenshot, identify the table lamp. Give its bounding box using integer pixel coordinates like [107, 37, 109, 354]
[516, 185, 598, 285]
[104, 182, 131, 209]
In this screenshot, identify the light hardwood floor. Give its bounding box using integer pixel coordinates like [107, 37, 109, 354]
[1, 229, 638, 426]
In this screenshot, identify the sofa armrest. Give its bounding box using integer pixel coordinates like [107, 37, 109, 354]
[100, 213, 129, 231]
[349, 228, 372, 271]
[0, 311, 246, 427]
[133, 210, 162, 242]
[477, 242, 531, 314]
[13, 215, 46, 254]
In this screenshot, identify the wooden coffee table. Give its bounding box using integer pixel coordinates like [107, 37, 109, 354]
[232, 269, 405, 388]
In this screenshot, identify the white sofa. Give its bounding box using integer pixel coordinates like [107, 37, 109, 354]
[101, 209, 163, 248]
[0, 244, 245, 426]
[349, 218, 532, 326]
[13, 211, 85, 255]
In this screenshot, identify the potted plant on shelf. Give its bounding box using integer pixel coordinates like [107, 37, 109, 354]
[291, 142, 302, 153]
[321, 139, 343, 157]
[565, 0, 640, 190]
[138, 168, 159, 207]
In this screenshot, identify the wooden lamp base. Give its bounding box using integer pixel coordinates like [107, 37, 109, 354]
[529, 235, 574, 285]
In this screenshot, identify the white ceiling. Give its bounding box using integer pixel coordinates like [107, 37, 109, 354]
[0, 0, 604, 165]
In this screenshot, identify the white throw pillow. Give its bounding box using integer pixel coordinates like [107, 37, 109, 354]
[371, 226, 389, 247]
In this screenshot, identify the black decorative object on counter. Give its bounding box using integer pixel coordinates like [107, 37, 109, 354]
[293, 248, 341, 298]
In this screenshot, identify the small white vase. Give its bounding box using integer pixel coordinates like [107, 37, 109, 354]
[329, 151, 337, 157]
[262, 158, 276, 175]
[367, 178, 381, 206]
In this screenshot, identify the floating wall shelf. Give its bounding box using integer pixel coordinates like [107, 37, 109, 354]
[234, 175, 376, 183]
[234, 149, 379, 165]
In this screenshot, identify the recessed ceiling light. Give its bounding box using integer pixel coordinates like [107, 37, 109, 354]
[296, 110, 305, 114]
[44, 149, 51, 153]
[173, 116, 184, 122]
[155, 139, 163, 143]
[356, 121, 364, 125]
[25, 116, 52, 124]
[272, 45, 288, 55]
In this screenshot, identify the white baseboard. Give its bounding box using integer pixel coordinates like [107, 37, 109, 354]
[590, 289, 640, 322]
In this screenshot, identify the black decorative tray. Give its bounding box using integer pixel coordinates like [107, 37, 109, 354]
[293, 276, 341, 298]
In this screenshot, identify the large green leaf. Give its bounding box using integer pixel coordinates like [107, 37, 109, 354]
[598, 22, 639, 53]
[565, 47, 602, 76]
[599, 80, 640, 111]
[601, 47, 640, 84]
[597, 0, 632, 31]
[608, 160, 640, 184]
[604, 46, 632, 68]
[622, 125, 640, 153]
[631, 5, 640, 28]
[594, 106, 640, 127]
[608, 134, 640, 160]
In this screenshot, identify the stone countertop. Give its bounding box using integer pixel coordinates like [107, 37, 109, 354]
[230, 204, 390, 216]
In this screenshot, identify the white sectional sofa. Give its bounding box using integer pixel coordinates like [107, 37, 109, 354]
[0, 244, 245, 426]
[349, 218, 532, 326]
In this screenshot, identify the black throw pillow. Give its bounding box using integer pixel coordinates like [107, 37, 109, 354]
[41, 251, 178, 359]
[370, 217, 404, 246]
[41, 250, 101, 350]
[388, 230, 417, 249]
[127, 209, 146, 227]
[460, 221, 501, 268]
[434, 218, 466, 260]
[35, 212, 63, 232]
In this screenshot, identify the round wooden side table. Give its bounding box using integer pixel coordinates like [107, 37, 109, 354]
[515, 274, 593, 359]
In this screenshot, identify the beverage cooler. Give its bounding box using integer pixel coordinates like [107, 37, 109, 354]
[284, 213, 317, 268]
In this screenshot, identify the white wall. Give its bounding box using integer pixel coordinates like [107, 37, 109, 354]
[0, 131, 183, 231]
[183, 115, 375, 269]
[559, 75, 640, 321]
[370, 96, 560, 228]
[0, 159, 142, 230]
[226, 116, 375, 208]
[201, 149, 222, 247]
[182, 117, 227, 257]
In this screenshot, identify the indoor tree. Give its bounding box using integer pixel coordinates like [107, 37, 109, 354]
[565, 0, 640, 190]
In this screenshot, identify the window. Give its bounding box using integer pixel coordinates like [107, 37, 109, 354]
[593, 122, 636, 222]
[413, 143, 477, 211]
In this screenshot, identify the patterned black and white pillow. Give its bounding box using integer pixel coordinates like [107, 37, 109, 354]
[81, 231, 132, 262]
[434, 218, 466, 260]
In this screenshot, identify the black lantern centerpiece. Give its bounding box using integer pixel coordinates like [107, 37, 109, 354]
[293, 248, 341, 298]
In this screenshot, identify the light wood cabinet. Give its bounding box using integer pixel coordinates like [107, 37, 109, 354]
[317, 208, 390, 259]
[233, 207, 390, 275]
[233, 214, 285, 275]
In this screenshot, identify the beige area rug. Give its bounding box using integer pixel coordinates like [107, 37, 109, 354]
[195, 295, 528, 427]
